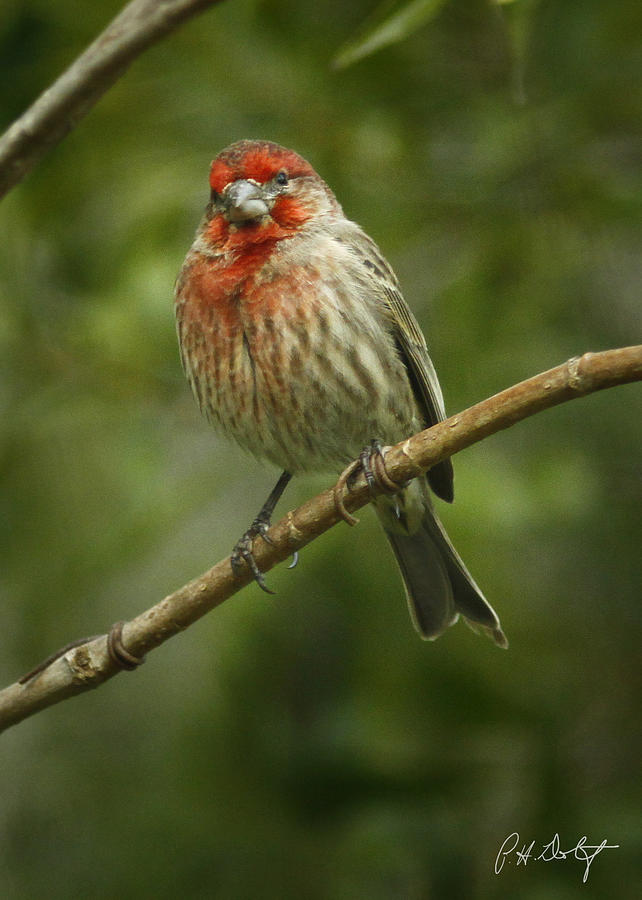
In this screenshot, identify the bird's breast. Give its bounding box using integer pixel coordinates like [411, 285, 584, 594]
[175, 246, 419, 472]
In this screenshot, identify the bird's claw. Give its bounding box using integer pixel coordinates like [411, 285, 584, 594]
[230, 516, 299, 592]
[359, 445, 378, 495]
[362, 440, 405, 496]
[230, 518, 276, 594]
[334, 441, 407, 525]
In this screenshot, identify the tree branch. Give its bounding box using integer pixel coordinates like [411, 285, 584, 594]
[1, 346, 640, 733]
[0, 0, 224, 200]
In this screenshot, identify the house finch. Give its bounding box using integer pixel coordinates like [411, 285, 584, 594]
[175, 139, 507, 647]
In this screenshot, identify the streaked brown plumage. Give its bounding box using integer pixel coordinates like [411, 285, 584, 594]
[175, 140, 507, 647]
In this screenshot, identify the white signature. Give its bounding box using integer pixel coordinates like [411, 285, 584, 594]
[494, 832, 619, 884]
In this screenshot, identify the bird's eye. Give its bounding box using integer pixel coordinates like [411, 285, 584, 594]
[275, 170, 289, 186]
[210, 188, 219, 203]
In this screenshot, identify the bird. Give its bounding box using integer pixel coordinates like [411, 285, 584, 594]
[174, 139, 507, 647]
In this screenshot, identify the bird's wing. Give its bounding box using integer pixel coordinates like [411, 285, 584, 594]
[349, 227, 455, 502]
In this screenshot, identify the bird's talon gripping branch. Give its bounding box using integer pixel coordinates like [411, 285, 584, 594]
[333, 443, 404, 525]
[361, 441, 406, 497]
[231, 546, 275, 595]
[359, 447, 377, 494]
[247, 557, 274, 595]
[287, 551, 299, 570]
[229, 471, 294, 594]
[254, 519, 274, 545]
[230, 526, 276, 595]
[370, 441, 407, 494]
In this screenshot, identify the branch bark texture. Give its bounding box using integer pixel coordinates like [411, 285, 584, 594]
[1, 346, 640, 732]
[0, 0, 224, 199]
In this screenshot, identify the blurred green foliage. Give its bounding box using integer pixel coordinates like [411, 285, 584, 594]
[1, 0, 640, 897]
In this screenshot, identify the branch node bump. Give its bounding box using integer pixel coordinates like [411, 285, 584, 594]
[400, 438, 425, 477]
[285, 511, 304, 544]
[566, 355, 584, 392]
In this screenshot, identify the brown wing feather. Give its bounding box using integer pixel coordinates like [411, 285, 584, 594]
[382, 283, 454, 502]
[347, 227, 455, 502]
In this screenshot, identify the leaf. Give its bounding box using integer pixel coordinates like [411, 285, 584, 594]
[333, 0, 449, 69]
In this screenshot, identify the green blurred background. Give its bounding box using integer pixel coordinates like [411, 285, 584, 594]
[1, 0, 640, 897]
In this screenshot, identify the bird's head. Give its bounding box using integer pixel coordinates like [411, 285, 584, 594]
[202, 140, 339, 248]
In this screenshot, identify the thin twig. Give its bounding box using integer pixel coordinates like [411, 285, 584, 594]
[0, 0, 224, 200]
[0, 346, 640, 733]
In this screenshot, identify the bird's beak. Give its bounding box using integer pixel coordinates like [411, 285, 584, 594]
[223, 179, 270, 223]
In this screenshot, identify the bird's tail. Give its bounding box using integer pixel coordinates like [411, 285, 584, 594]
[374, 481, 507, 648]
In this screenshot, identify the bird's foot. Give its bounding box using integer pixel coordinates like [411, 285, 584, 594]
[334, 440, 406, 526]
[230, 515, 276, 594]
[230, 514, 299, 593]
[359, 440, 403, 497]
